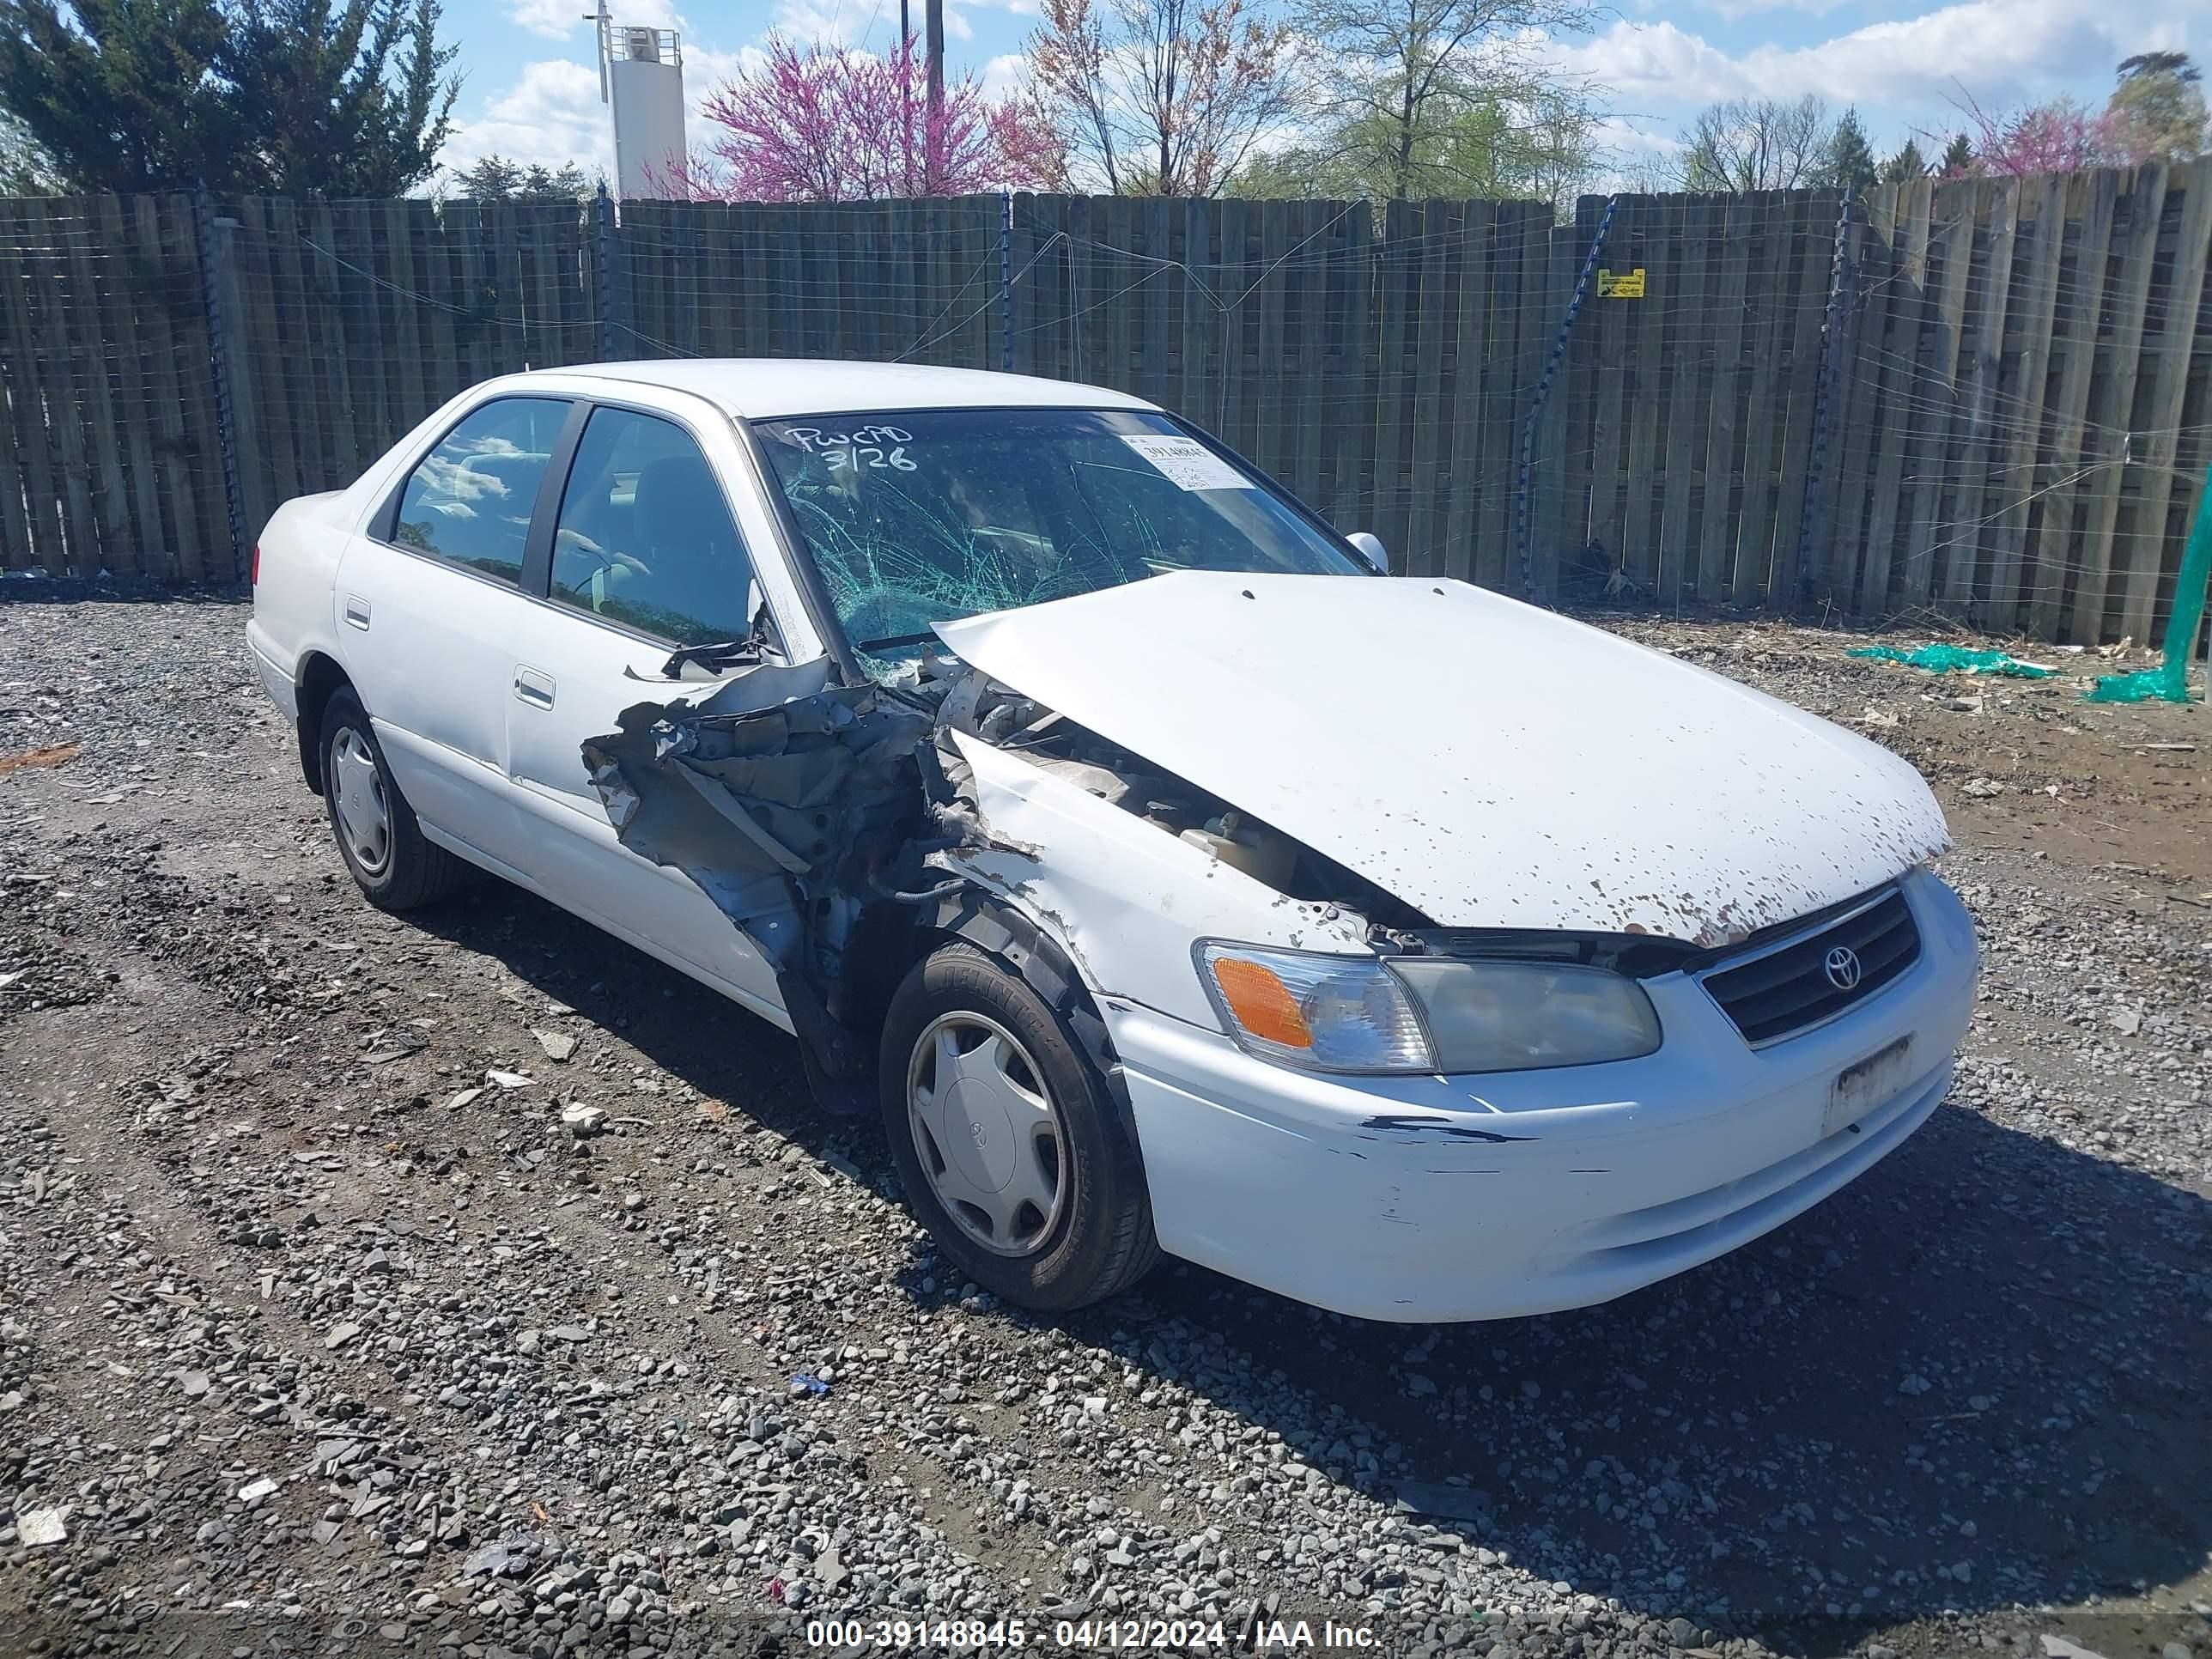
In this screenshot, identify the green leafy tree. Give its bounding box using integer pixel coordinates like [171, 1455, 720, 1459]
[2104, 51, 2208, 163]
[1230, 82, 1600, 203]
[1818, 105, 1876, 191]
[1285, 0, 1600, 202]
[1878, 137, 1927, 184]
[0, 0, 457, 194]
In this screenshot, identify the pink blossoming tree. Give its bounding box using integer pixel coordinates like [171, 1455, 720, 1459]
[663, 33, 1063, 202]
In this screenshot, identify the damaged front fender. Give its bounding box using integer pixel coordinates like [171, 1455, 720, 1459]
[580, 658, 933, 1094]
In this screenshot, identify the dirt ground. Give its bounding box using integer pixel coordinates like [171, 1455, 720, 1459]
[2, 593, 2209, 1659]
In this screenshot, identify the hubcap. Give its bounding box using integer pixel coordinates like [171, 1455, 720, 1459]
[906, 1012, 1068, 1258]
[329, 727, 392, 877]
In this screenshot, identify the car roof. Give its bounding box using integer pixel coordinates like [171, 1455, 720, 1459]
[535, 359, 1158, 420]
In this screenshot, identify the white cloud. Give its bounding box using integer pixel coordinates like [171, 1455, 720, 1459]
[511, 0, 580, 39]
[979, 51, 1028, 99]
[442, 58, 611, 178]
[1553, 0, 2183, 120]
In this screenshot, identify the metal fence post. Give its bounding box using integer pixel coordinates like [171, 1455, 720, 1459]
[194, 181, 248, 581]
[1515, 194, 1617, 604]
[1794, 196, 1858, 603]
[999, 189, 1015, 374]
[595, 182, 620, 362]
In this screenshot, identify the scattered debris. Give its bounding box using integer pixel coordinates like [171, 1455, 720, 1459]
[486, 1069, 532, 1090]
[1389, 1480, 1493, 1523]
[559, 1102, 607, 1136]
[533, 1028, 578, 1063]
[16, 1505, 69, 1546]
[0, 742, 82, 777]
[2040, 1638, 2112, 1659]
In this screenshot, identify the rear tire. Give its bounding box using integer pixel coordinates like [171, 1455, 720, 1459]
[881, 942, 1158, 1312]
[319, 687, 471, 911]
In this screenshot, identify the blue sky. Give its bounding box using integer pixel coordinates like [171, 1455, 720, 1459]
[437, 0, 2202, 187]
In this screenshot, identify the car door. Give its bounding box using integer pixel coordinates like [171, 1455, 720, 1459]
[500, 399, 798, 1019]
[334, 394, 572, 869]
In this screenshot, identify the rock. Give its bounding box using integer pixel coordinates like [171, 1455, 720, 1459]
[2109, 1007, 2143, 1036]
[1668, 1617, 1698, 1648]
[1951, 1559, 1972, 1583]
[2160, 1646, 2193, 1659]
[238, 1476, 279, 1503]
[2040, 1639, 2111, 1659]
[561, 1103, 607, 1136]
[535, 1029, 578, 1062]
[17, 1506, 69, 1547]
[325, 1321, 363, 1350]
[179, 1370, 210, 1396]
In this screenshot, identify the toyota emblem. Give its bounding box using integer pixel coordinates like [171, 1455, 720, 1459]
[1823, 945, 1863, 991]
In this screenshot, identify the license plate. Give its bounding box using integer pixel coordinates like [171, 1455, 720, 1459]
[1825, 1035, 1913, 1139]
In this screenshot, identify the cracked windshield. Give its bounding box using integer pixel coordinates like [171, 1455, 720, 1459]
[754, 408, 1365, 672]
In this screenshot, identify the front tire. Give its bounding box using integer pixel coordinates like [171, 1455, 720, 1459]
[319, 687, 471, 911]
[880, 943, 1158, 1312]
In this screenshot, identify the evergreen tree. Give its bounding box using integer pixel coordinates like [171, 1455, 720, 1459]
[1820, 106, 1876, 191]
[0, 0, 457, 194]
[1940, 131, 1974, 175]
[1878, 137, 1927, 184]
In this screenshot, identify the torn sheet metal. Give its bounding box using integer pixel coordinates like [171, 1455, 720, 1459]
[935, 572, 1951, 945]
[581, 658, 931, 1081]
[939, 729, 1369, 1030]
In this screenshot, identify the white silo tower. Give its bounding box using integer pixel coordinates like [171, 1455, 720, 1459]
[592, 0, 686, 200]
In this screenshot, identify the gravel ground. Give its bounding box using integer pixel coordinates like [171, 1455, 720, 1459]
[2, 593, 2209, 1659]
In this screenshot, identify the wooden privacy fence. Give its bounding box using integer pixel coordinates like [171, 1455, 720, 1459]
[2, 169, 2209, 651]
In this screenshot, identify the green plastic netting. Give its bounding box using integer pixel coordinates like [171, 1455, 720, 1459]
[1847, 644, 2057, 678]
[2084, 463, 2211, 705]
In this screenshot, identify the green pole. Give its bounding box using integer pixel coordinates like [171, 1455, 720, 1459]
[2086, 461, 2212, 704]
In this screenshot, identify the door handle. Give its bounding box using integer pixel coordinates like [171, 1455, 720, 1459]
[514, 667, 556, 709]
[343, 595, 371, 630]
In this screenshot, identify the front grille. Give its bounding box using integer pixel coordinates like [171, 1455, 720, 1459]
[1700, 890, 1919, 1046]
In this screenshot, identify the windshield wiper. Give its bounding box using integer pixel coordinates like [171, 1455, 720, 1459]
[855, 629, 943, 655]
[660, 631, 766, 678]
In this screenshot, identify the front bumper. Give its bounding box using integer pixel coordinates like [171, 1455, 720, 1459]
[1107, 869, 1978, 1322]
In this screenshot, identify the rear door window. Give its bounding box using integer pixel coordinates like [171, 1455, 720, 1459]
[391, 398, 571, 583]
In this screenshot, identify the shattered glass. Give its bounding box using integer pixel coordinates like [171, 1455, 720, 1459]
[754, 409, 1366, 671]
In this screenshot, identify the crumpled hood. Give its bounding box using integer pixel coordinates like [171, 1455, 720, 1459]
[933, 572, 1949, 945]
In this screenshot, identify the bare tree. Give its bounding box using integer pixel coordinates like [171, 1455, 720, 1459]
[1024, 0, 1300, 195]
[1676, 95, 1833, 191]
[1292, 0, 1598, 202]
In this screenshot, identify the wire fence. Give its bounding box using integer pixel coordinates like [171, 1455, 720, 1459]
[1, 167, 2207, 652]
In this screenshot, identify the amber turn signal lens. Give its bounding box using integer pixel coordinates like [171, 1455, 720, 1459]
[1208, 957, 1315, 1049]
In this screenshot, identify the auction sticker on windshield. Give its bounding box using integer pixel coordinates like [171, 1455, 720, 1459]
[1119, 434, 1255, 491]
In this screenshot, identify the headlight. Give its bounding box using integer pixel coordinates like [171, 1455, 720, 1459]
[1389, 957, 1660, 1073]
[1198, 943, 1661, 1075]
[1196, 944, 1429, 1072]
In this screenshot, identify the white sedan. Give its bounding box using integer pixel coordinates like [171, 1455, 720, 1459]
[247, 360, 1978, 1322]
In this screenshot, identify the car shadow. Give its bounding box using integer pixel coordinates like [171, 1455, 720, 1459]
[408, 878, 2212, 1658]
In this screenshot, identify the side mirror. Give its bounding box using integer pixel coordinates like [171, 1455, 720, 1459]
[1345, 531, 1390, 574]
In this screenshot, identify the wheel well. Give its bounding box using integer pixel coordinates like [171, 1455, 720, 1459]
[294, 653, 354, 795]
[924, 892, 1133, 1128]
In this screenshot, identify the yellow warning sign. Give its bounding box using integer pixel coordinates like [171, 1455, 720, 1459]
[1596, 266, 1646, 299]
